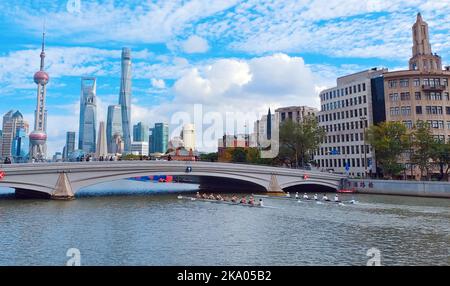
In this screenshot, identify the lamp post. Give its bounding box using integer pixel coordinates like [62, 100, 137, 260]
[360, 116, 368, 178]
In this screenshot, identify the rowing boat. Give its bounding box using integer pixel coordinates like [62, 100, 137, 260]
[253, 194, 356, 205]
[177, 196, 264, 208]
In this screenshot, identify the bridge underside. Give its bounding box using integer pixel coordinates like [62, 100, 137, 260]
[15, 188, 51, 199]
[283, 184, 337, 193]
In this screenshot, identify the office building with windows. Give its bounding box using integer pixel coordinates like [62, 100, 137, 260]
[78, 77, 97, 154]
[314, 68, 387, 177]
[149, 123, 169, 154]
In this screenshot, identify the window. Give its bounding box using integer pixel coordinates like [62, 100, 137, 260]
[447, 121, 450, 130]
[401, 106, 411, 116]
[403, 121, 413, 129]
[445, 93, 450, 101]
[415, 92, 421, 100]
[416, 106, 423, 114]
[443, 79, 448, 87]
[400, 92, 410, 101]
[400, 79, 409, 87]
[358, 84, 361, 93]
[388, 80, 397, 88]
[390, 93, 399, 101]
[413, 78, 420, 87]
[446, 107, 450, 115]
[362, 83, 366, 91]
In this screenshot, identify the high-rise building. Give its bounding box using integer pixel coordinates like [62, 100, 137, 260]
[106, 105, 122, 154]
[12, 128, 29, 163]
[314, 68, 387, 177]
[181, 124, 196, 151]
[64, 132, 76, 160]
[276, 106, 318, 123]
[383, 13, 450, 179]
[96, 121, 108, 158]
[133, 122, 149, 142]
[254, 111, 275, 148]
[112, 133, 124, 155]
[119, 48, 132, 153]
[149, 123, 169, 154]
[2, 110, 29, 160]
[79, 77, 97, 154]
[29, 30, 49, 161]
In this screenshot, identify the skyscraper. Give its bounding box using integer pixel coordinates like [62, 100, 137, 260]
[12, 128, 29, 163]
[181, 124, 196, 151]
[119, 48, 132, 153]
[96, 121, 108, 158]
[64, 131, 76, 160]
[29, 30, 49, 161]
[150, 123, 169, 154]
[133, 122, 149, 142]
[2, 110, 29, 160]
[106, 105, 122, 154]
[79, 77, 97, 154]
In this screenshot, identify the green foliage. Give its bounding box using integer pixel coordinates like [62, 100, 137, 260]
[279, 116, 325, 167]
[200, 152, 218, 162]
[411, 122, 435, 179]
[231, 148, 247, 163]
[432, 140, 450, 180]
[366, 121, 411, 178]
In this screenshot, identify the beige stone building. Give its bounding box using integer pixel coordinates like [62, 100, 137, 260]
[276, 106, 318, 124]
[384, 13, 450, 178]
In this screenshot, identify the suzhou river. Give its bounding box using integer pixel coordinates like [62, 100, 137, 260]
[0, 180, 449, 266]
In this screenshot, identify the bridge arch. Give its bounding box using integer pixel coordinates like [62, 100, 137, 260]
[279, 179, 339, 193]
[70, 171, 270, 194]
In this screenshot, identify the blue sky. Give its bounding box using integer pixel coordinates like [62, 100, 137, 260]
[0, 0, 449, 155]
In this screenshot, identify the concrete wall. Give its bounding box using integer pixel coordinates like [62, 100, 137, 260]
[349, 179, 450, 198]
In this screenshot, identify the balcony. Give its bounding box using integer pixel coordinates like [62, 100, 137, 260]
[422, 85, 446, 91]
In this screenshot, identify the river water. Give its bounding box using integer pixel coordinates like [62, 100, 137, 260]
[0, 180, 449, 266]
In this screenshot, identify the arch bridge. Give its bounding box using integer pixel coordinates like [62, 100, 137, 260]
[0, 161, 346, 200]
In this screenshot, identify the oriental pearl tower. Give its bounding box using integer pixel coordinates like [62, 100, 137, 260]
[29, 30, 49, 162]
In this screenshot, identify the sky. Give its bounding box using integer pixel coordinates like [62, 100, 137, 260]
[0, 0, 449, 155]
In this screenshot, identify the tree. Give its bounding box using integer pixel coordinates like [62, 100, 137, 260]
[432, 140, 450, 181]
[411, 122, 435, 180]
[200, 152, 218, 162]
[366, 121, 410, 178]
[279, 116, 325, 168]
[231, 148, 247, 163]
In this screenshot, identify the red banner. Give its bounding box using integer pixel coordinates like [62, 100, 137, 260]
[0, 171, 5, 180]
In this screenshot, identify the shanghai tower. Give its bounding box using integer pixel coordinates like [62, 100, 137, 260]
[119, 48, 132, 153]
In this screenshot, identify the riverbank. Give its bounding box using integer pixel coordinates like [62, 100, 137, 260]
[349, 179, 450, 199]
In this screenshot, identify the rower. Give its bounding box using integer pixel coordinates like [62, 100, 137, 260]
[259, 199, 264, 207]
[216, 194, 222, 201]
[196, 192, 201, 199]
[202, 193, 208, 199]
[334, 194, 340, 202]
[295, 192, 299, 199]
[240, 196, 247, 204]
[303, 193, 309, 200]
[209, 194, 215, 200]
[286, 192, 291, 198]
[231, 195, 237, 203]
[322, 194, 329, 201]
[249, 197, 255, 206]
[313, 194, 318, 200]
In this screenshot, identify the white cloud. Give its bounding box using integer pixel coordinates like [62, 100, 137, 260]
[151, 78, 166, 89]
[181, 35, 210, 53]
[173, 53, 317, 110]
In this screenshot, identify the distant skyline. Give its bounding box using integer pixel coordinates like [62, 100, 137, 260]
[0, 0, 449, 155]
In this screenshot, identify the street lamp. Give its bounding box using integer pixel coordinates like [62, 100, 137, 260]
[360, 116, 367, 178]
